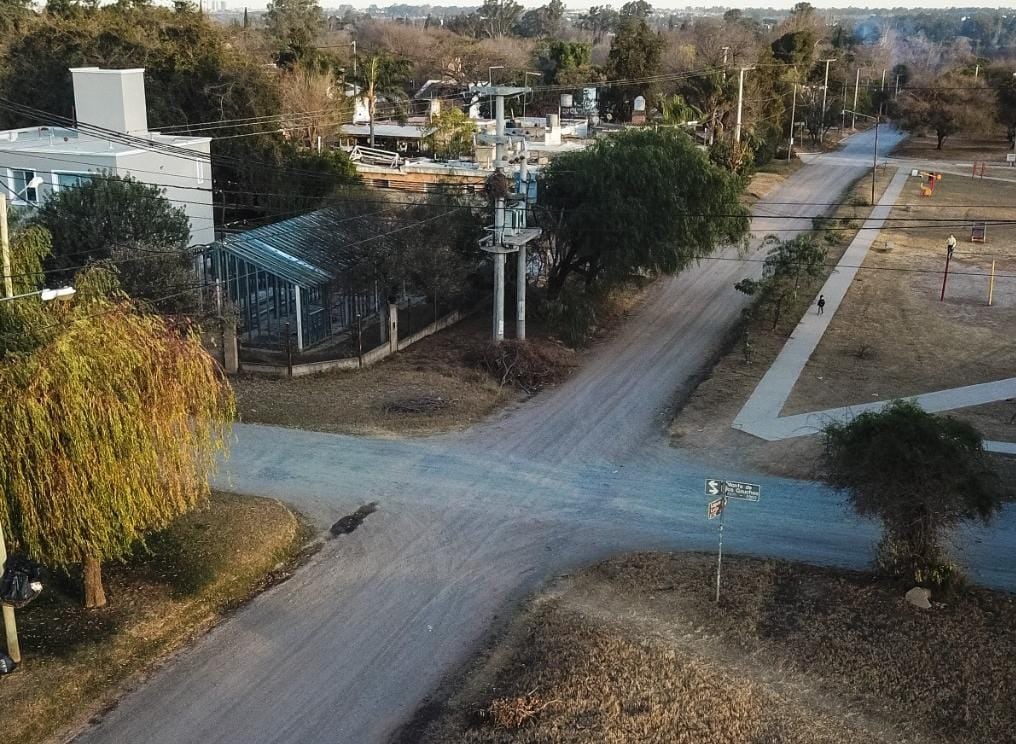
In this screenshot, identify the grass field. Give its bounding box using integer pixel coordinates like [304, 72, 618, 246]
[401, 553, 1016, 744]
[0, 492, 308, 744]
[782, 168, 1016, 439]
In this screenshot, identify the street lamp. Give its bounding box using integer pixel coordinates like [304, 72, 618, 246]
[843, 108, 880, 205]
[0, 286, 76, 303]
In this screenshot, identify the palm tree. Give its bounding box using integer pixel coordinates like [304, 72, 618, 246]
[352, 51, 411, 148]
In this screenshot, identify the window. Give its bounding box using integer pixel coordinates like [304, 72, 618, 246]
[55, 172, 93, 191]
[12, 169, 37, 203]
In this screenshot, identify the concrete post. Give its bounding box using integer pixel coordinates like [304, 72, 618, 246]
[493, 251, 505, 342]
[294, 285, 304, 352]
[388, 302, 398, 353]
[734, 67, 746, 144]
[515, 246, 526, 340]
[223, 318, 239, 374]
[852, 68, 860, 129]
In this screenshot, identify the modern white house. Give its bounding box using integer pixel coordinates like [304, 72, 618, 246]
[0, 67, 215, 246]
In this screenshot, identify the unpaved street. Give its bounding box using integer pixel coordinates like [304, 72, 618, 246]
[75, 129, 1016, 744]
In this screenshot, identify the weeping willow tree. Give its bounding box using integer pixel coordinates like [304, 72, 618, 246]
[0, 257, 235, 608]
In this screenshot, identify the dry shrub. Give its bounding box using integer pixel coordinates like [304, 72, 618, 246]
[474, 340, 566, 393]
[484, 691, 557, 729]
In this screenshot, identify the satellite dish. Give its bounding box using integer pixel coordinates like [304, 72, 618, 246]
[633, 96, 646, 112]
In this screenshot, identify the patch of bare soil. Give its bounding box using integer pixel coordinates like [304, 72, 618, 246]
[401, 554, 1016, 744]
[671, 169, 898, 479]
[743, 159, 805, 207]
[783, 172, 1016, 421]
[1, 492, 307, 744]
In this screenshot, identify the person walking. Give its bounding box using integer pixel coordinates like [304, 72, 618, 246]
[817, 294, 826, 315]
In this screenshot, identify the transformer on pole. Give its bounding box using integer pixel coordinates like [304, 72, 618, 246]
[476, 85, 542, 342]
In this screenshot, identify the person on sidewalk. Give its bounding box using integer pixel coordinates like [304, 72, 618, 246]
[817, 295, 826, 315]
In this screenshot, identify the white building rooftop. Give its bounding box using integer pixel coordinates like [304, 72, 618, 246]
[0, 126, 210, 157]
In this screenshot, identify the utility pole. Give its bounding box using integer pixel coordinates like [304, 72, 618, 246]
[840, 73, 848, 133]
[975, 63, 980, 79]
[872, 113, 880, 205]
[787, 83, 797, 162]
[820, 58, 837, 143]
[895, 74, 901, 98]
[0, 194, 12, 298]
[0, 521, 21, 664]
[734, 66, 753, 144]
[516, 154, 528, 340]
[351, 40, 357, 76]
[881, 67, 886, 92]
[941, 235, 956, 301]
[852, 68, 860, 129]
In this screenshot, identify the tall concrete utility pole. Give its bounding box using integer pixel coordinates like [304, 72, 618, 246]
[734, 66, 753, 144]
[852, 68, 860, 129]
[820, 58, 837, 143]
[477, 85, 541, 343]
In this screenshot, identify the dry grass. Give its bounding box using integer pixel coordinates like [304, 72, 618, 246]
[670, 168, 898, 479]
[234, 284, 651, 436]
[0, 492, 306, 744]
[743, 158, 806, 207]
[894, 133, 1013, 164]
[233, 315, 515, 436]
[783, 172, 1016, 423]
[403, 554, 1016, 744]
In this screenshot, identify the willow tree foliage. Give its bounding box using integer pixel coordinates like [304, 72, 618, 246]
[0, 261, 235, 608]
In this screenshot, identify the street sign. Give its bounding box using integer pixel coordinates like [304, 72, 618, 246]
[707, 497, 725, 519]
[704, 478, 761, 501]
[723, 480, 761, 502]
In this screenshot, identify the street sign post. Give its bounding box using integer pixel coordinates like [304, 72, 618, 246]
[705, 478, 761, 602]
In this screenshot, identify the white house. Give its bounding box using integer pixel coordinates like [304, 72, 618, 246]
[0, 67, 215, 246]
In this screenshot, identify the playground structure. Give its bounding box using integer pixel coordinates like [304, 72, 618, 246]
[916, 169, 942, 196]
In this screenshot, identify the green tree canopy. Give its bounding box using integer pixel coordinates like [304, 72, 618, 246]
[536, 127, 749, 296]
[33, 174, 196, 311]
[602, 16, 663, 120]
[352, 50, 411, 147]
[821, 400, 1006, 587]
[265, 0, 323, 49]
[425, 107, 476, 159]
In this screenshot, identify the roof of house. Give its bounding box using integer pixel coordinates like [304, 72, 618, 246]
[215, 208, 388, 288]
[0, 126, 209, 158]
[340, 123, 433, 139]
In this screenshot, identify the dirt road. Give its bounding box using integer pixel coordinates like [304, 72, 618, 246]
[75, 129, 1015, 744]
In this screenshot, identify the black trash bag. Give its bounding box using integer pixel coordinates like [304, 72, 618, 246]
[0, 652, 15, 674]
[1, 555, 44, 609]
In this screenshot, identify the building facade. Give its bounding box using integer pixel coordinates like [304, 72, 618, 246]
[0, 67, 215, 246]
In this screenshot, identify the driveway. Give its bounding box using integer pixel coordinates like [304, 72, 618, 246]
[76, 128, 1015, 744]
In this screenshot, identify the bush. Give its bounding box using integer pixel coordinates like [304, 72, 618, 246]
[536, 281, 599, 347]
[474, 340, 565, 393]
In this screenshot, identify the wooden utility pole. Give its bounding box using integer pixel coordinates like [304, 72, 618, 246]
[0, 194, 12, 298]
[0, 522, 22, 663]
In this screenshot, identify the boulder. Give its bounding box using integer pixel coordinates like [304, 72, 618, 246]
[905, 586, 932, 609]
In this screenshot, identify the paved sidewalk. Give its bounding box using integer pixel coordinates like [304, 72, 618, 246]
[732, 166, 1016, 454]
[733, 168, 910, 429]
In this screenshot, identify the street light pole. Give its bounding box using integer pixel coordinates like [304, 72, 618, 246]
[872, 112, 879, 205]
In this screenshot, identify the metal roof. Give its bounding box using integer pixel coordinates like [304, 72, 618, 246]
[215, 208, 386, 288]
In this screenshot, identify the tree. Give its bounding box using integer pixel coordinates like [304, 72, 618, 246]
[891, 72, 993, 150]
[476, 0, 522, 39]
[821, 400, 1006, 587]
[602, 16, 663, 120]
[279, 61, 350, 148]
[535, 128, 749, 296]
[425, 107, 476, 159]
[734, 234, 827, 330]
[538, 40, 593, 85]
[0, 264, 234, 608]
[33, 175, 196, 311]
[770, 29, 816, 65]
[577, 4, 618, 44]
[352, 50, 411, 147]
[265, 0, 323, 49]
[515, 0, 565, 38]
[619, 0, 651, 18]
